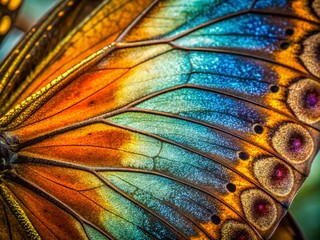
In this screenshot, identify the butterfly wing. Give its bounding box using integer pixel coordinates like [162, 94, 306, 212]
[0, 0, 319, 239]
[0, 0, 103, 114]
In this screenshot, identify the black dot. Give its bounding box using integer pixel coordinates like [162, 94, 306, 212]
[285, 29, 294, 36]
[253, 125, 264, 134]
[88, 100, 95, 106]
[238, 151, 249, 160]
[270, 85, 279, 93]
[226, 183, 236, 192]
[280, 42, 290, 50]
[211, 214, 221, 224]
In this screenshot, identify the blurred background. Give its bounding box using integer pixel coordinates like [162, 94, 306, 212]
[1, 0, 319, 239]
[291, 154, 320, 240]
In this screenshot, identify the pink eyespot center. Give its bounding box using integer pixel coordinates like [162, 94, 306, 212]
[288, 79, 320, 124]
[253, 198, 270, 217]
[231, 230, 250, 240]
[288, 133, 304, 153]
[271, 123, 314, 163]
[240, 189, 277, 230]
[221, 220, 257, 240]
[253, 158, 294, 197]
[271, 163, 289, 183]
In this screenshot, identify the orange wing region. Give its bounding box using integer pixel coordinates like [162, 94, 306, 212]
[0, 0, 319, 239]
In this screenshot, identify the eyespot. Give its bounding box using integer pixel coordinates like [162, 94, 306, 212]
[271, 123, 314, 163]
[253, 157, 294, 196]
[221, 220, 257, 240]
[300, 33, 320, 78]
[240, 189, 277, 231]
[287, 79, 320, 124]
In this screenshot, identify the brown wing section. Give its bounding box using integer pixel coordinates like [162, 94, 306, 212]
[270, 213, 304, 240]
[0, 0, 319, 239]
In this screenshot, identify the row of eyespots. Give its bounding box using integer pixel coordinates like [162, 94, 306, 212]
[206, 99, 315, 236]
[294, 1, 320, 119]
[237, 154, 295, 198]
[267, 3, 320, 124]
[217, 85, 316, 237]
[236, 122, 312, 197]
[266, 36, 320, 126]
[208, 189, 278, 239]
[210, 3, 320, 238]
[214, 128, 309, 237]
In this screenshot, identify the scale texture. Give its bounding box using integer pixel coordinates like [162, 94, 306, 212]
[0, 0, 319, 239]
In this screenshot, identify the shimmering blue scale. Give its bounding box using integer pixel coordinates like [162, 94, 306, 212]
[175, 14, 288, 53]
[165, 0, 253, 37]
[109, 124, 230, 190]
[187, 51, 273, 96]
[84, 224, 109, 240]
[136, 88, 262, 133]
[155, 143, 229, 190]
[125, 49, 280, 102]
[103, 172, 218, 236]
[97, 186, 176, 239]
[254, 0, 287, 9]
[109, 112, 239, 163]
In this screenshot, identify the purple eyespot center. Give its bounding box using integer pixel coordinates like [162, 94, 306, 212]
[271, 163, 288, 183]
[231, 230, 250, 240]
[305, 91, 319, 108]
[253, 199, 270, 217]
[288, 133, 305, 153]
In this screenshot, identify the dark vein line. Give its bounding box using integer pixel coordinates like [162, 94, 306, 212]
[3, 181, 59, 239]
[5, 175, 114, 240]
[12, 67, 130, 132]
[120, 108, 304, 176]
[169, 42, 315, 81]
[101, 119, 290, 209]
[77, 191, 148, 240]
[1, 200, 13, 240]
[24, 0, 134, 95]
[95, 168, 263, 240]
[116, 0, 161, 42]
[13, 155, 262, 238]
[124, 83, 319, 132]
[92, 171, 189, 239]
[107, 173, 214, 239]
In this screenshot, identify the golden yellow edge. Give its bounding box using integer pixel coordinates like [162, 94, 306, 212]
[0, 182, 41, 239]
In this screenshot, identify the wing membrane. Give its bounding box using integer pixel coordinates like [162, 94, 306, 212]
[0, 0, 319, 239]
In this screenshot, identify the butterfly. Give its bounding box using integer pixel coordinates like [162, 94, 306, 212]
[0, 0, 319, 239]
